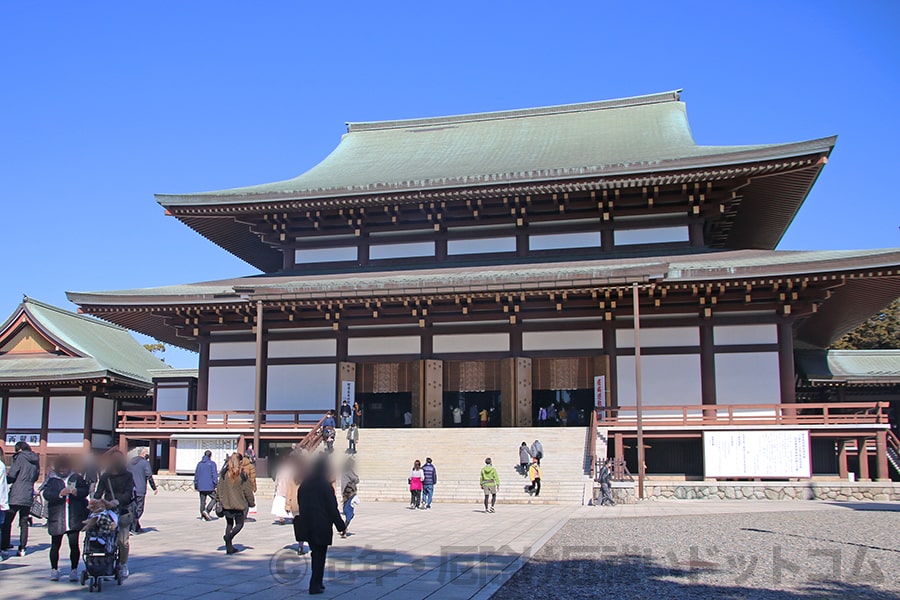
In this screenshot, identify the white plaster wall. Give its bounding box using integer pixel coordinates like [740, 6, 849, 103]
[156, 387, 189, 413]
[529, 231, 601, 251]
[448, 237, 516, 255]
[522, 329, 603, 351]
[269, 338, 337, 359]
[267, 364, 337, 419]
[433, 333, 509, 354]
[208, 366, 255, 412]
[616, 327, 699, 348]
[47, 433, 85, 446]
[91, 433, 113, 449]
[617, 354, 702, 407]
[614, 225, 690, 246]
[714, 324, 778, 346]
[92, 398, 115, 431]
[209, 341, 257, 360]
[715, 352, 781, 405]
[370, 241, 434, 260]
[48, 396, 85, 429]
[295, 246, 357, 264]
[348, 336, 420, 356]
[7, 397, 42, 429]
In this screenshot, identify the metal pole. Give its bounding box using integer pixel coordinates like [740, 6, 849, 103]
[632, 282, 645, 500]
[253, 299, 263, 455]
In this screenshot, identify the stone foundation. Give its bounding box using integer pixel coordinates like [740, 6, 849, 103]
[599, 481, 900, 504]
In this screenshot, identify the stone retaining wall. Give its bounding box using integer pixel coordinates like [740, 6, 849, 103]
[605, 481, 900, 504]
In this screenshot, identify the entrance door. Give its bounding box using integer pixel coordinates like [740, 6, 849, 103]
[532, 356, 599, 426]
[443, 360, 502, 427]
[356, 362, 414, 428]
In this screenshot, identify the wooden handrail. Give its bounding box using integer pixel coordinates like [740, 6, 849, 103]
[588, 406, 598, 478]
[117, 409, 327, 429]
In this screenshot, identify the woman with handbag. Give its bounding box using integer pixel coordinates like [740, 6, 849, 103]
[216, 453, 255, 554]
[1, 441, 40, 556]
[93, 450, 136, 579]
[43, 455, 89, 581]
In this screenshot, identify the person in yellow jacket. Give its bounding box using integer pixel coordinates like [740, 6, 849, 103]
[526, 457, 541, 497]
[479, 458, 500, 513]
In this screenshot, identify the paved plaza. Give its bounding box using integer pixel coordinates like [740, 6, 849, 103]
[1, 493, 898, 599]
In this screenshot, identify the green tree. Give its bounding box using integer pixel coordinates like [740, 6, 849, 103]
[143, 342, 167, 361]
[831, 298, 900, 349]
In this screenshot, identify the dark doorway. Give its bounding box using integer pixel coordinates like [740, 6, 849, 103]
[532, 389, 593, 426]
[443, 391, 501, 427]
[356, 392, 412, 428]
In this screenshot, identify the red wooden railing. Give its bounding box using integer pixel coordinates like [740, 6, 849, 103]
[594, 401, 888, 428]
[118, 410, 325, 430]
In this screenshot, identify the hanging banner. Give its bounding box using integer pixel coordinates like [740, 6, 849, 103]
[593, 375, 606, 407]
[341, 380, 355, 405]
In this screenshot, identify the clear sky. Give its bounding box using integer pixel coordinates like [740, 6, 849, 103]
[1, 2, 898, 368]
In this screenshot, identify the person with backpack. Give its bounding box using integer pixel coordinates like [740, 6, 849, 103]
[530, 440, 544, 466]
[193, 450, 219, 521]
[421, 458, 437, 509]
[479, 458, 500, 513]
[1, 441, 40, 556]
[217, 453, 256, 554]
[526, 457, 542, 497]
[517, 442, 532, 476]
[94, 449, 136, 579]
[42, 455, 89, 581]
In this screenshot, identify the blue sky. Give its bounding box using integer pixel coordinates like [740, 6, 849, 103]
[1, 2, 898, 368]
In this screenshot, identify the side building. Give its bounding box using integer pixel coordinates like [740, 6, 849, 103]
[67, 91, 900, 481]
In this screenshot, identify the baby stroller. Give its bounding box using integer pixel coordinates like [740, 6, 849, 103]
[81, 511, 122, 591]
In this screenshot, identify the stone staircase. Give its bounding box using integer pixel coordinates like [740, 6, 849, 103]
[343, 427, 591, 505]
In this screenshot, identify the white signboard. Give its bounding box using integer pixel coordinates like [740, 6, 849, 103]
[341, 380, 355, 406]
[173, 436, 239, 475]
[6, 433, 41, 446]
[593, 375, 606, 407]
[703, 430, 810, 478]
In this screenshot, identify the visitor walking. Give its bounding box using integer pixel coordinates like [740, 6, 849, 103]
[341, 459, 359, 500]
[479, 407, 489, 427]
[340, 488, 359, 539]
[451, 406, 462, 426]
[193, 450, 218, 521]
[289, 454, 309, 556]
[1, 441, 40, 556]
[93, 449, 136, 579]
[340, 400, 353, 430]
[403, 410, 413, 427]
[537, 405, 548, 426]
[346, 423, 358, 454]
[127, 448, 158, 533]
[295, 456, 346, 595]
[0, 449, 8, 546]
[323, 426, 336, 454]
[518, 442, 531, 476]
[469, 404, 479, 427]
[421, 458, 437, 509]
[559, 406, 568, 426]
[408, 460, 424, 509]
[42, 456, 89, 581]
[597, 459, 615, 507]
[526, 457, 541, 497]
[340, 459, 359, 538]
[480, 458, 500, 513]
[244, 444, 257, 464]
[240, 453, 258, 520]
[272, 454, 295, 525]
[547, 404, 558, 425]
[530, 439, 544, 465]
[322, 411, 336, 431]
[217, 453, 255, 554]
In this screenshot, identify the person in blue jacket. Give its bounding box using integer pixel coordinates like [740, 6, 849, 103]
[193, 450, 219, 520]
[421, 458, 438, 509]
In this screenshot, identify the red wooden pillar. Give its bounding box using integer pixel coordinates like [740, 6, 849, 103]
[875, 430, 890, 482]
[614, 433, 624, 460]
[857, 437, 869, 481]
[168, 439, 177, 475]
[837, 439, 848, 479]
[777, 320, 796, 413]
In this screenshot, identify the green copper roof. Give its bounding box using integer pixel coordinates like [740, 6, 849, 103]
[157, 90, 836, 207]
[0, 297, 170, 385]
[796, 349, 900, 384]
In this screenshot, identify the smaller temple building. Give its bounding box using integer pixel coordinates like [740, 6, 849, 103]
[0, 297, 169, 471]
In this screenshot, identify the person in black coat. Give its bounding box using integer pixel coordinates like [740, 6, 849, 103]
[1, 441, 41, 555]
[93, 450, 136, 579]
[295, 457, 345, 595]
[43, 455, 89, 581]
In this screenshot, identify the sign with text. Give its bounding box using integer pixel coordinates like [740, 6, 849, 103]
[703, 430, 810, 478]
[6, 433, 40, 446]
[593, 375, 606, 407]
[341, 380, 355, 406]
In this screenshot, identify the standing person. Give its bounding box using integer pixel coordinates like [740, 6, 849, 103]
[216, 453, 255, 554]
[322, 411, 336, 430]
[526, 457, 542, 497]
[518, 442, 532, 476]
[288, 454, 309, 556]
[339, 400, 353, 430]
[0, 448, 8, 544]
[597, 459, 615, 507]
[480, 458, 500, 513]
[479, 407, 489, 427]
[451, 406, 462, 427]
[346, 423, 358, 454]
[421, 458, 437, 509]
[244, 444, 257, 464]
[408, 460, 424, 509]
[559, 406, 569, 427]
[353, 401, 363, 429]
[537, 406, 548, 426]
[403, 410, 412, 428]
[547, 403, 558, 425]
[43, 456, 89, 581]
[1, 441, 40, 556]
[468, 404, 479, 427]
[193, 450, 218, 521]
[340, 459, 359, 538]
[241, 453, 258, 520]
[323, 427, 336, 454]
[94, 449, 135, 579]
[295, 456, 346, 595]
[272, 453, 296, 525]
[530, 439, 544, 466]
[127, 448, 158, 533]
